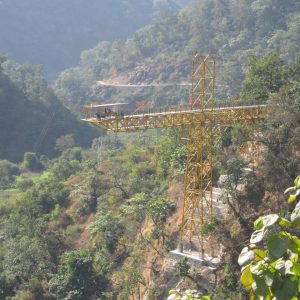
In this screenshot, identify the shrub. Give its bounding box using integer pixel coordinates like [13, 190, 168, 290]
[23, 152, 43, 172]
[239, 176, 300, 299]
[0, 160, 20, 188]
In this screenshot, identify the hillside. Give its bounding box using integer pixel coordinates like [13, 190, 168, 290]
[54, 0, 300, 109]
[0, 0, 192, 80]
[0, 53, 299, 299]
[0, 58, 98, 162]
[0, 1, 300, 299]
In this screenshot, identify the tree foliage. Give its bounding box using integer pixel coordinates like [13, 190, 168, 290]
[49, 249, 108, 299]
[240, 53, 286, 104]
[0, 59, 97, 162]
[54, 0, 300, 107]
[23, 152, 44, 172]
[0, 0, 187, 78]
[239, 176, 300, 299]
[0, 159, 20, 188]
[89, 211, 125, 253]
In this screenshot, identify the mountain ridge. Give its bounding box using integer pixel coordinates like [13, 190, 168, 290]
[0, 58, 98, 162]
[54, 0, 300, 109]
[0, 0, 193, 80]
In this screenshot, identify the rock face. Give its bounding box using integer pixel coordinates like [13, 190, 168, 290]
[147, 253, 217, 300]
[152, 186, 228, 299]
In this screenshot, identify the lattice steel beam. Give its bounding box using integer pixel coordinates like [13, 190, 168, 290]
[179, 53, 216, 255]
[82, 52, 266, 258]
[82, 105, 265, 132]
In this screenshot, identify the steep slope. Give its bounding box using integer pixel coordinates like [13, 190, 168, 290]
[0, 0, 193, 80]
[54, 0, 300, 108]
[0, 54, 299, 300]
[0, 59, 98, 162]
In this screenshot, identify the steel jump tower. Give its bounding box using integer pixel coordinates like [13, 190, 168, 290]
[82, 52, 265, 257]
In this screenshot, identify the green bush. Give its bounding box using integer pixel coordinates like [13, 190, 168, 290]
[239, 176, 300, 299]
[50, 158, 81, 180]
[25, 176, 69, 213]
[15, 177, 34, 191]
[23, 152, 44, 172]
[49, 249, 108, 299]
[0, 160, 20, 188]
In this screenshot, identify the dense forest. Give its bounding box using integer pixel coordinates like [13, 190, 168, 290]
[0, 0, 192, 80]
[0, 52, 299, 299]
[0, 57, 98, 162]
[0, 0, 299, 299]
[54, 0, 300, 110]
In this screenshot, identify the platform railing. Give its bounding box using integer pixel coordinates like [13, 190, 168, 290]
[83, 100, 265, 120]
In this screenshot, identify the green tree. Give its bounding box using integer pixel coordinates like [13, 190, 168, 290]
[3, 235, 54, 284]
[240, 53, 286, 104]
[220, 154, 251, 230]
[89, 211, 125, 253]
[121, 193, 175, 245]
[154, 133, 177, 178]
[239, 176, 300, 299]
[50, 158, 81, 180]
[120, 193, 148, 223]
[61, 147, 82, 162]
[49, 249, 107, 299]
[24, 176, 69, 213]
[0, 58, 97, 162]
[23, 152, 44, 172]
[0, 159, 20, 188]
[15, 177, 34, 192]
[260, 80, 300, 193]
[147, 196, 175, 242]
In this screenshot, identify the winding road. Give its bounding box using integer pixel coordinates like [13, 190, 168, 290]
[96, 80, 192, 88]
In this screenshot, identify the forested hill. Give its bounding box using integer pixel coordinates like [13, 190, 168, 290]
[0, 58, 98, 162]
[0, 53, 299, 299]
[55, 0, 300, 108]
[0, 0, 192, 80]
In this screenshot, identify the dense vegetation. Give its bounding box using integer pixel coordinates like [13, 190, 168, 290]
[0, 52, 299, 299]
[0, 57, 98, 162]
[0, 131, 180, 299]
[0, 0, 299, 299]
[239, 177, 300, 299]
[210, 52, 300, 299]
[54, 0, 300, 110]
[0, 0, 191, 80]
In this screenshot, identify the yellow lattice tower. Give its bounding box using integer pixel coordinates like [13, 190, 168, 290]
[81, 52, 266, 259]
[180, 52, 216, 256]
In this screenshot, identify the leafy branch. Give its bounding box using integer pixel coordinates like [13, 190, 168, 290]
[238, 175, 300, 299]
